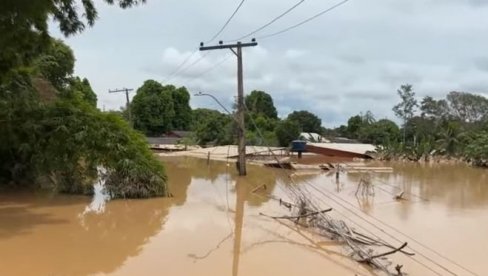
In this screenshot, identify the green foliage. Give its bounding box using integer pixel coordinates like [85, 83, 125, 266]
[465, 132, 488, 167]
[246, 130, 278, 146]
[393, 84, 418, 121]
[420, 96, 448, 119]
[393, 84, 418, 143]
[446, 91, 488, 123]
[0, 76, 167, 198]
[131, 81, 192, 135]
[191, 108, 233, 146]
[33, 39, 75, 90]
[360, 119, 400, 145]
[275, 119, 301, 147]
[0, 0, 145, 79]
[435, 121, 463, 156]
[0, 1, 169, 197]
[131, 80, 175, 135]
[287, 110, 322, 133]
[171, 86, 192, 130]
[346, 115, 363, 139]
[67, 77, 97, 107]
[245, 90, 278, 119]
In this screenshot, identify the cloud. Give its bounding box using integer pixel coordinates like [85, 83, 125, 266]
[50, 0, 488, 127]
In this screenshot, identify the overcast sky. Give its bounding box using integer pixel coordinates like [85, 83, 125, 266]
[50, 0, 488, 127]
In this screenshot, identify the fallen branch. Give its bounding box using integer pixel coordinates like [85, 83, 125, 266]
[259, 208, 332, 220]
[359, 242, 408, 263]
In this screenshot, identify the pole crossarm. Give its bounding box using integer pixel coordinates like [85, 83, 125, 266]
[199, 42, 258, 51]
[108, 88, 134, 126]
[108, 88, 133, 93]
[197, 40, 257, 176]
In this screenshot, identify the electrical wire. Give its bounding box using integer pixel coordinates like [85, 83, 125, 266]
[242, 106, 475, 275]
[257, 0, 350, 40]
[205, 0, 247, 44]
[226, 0, 305, 42]
[186, 53, 233, 85]
[303, 179, 479, 276]
[167, 52, 211, 82]
[163, 49, 198, 83]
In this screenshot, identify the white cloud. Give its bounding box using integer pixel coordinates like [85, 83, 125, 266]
[50, 0, 488, 126]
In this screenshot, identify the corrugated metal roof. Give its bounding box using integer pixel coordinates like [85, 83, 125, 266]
[307, 143, 376, 155]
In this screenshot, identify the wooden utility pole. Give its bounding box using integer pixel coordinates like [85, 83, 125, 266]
[109, 88, 134, 124]
[199, 40, 257, 176]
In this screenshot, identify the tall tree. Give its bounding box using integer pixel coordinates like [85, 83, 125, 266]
[446, 91, 488, 123]
[245, 90, 278, 119]
[131, 80, 175, 135]
[287, 110, 322, 133]
[275, 119, 301, 147]
[34, 39, 75, 90]
[68, 77, 97, 107]
[346, 115, 363, 139]
[191, 108, 233, 146]
[0, 0, 145, 79]
[393, 84, 418, 143]
[171, 86, 192, 130]
[420, 96, 448, 119]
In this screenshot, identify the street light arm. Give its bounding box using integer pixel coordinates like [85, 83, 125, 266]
[194, 92, 233, 115]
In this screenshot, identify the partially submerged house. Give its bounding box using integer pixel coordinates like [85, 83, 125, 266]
[298, 132, 330, 143]
[147, 131, 199, 151]
[305, 142, 376, 159]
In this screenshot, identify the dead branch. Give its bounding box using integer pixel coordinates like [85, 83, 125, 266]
[359, 242, 408, 263]
[259, 208, 332, 220]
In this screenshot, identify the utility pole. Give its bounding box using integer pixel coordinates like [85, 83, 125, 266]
[199, 39, 257, 176]
[109, 88, 134, 125]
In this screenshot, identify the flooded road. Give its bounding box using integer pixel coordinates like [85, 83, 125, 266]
[1, 157, 487, 275]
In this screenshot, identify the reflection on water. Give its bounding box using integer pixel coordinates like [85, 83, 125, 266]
[1, 157, 487, 275]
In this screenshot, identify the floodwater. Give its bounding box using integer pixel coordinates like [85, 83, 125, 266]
[1, 158, 487, 276]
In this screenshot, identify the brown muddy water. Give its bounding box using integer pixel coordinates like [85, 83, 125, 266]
[1, 157, 487, 276]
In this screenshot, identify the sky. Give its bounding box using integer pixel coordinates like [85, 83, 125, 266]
[50, 0, 488, 127]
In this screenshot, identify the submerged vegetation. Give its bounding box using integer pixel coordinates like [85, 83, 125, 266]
[0, 0, 168, 197]
[335, 85, 488, 167]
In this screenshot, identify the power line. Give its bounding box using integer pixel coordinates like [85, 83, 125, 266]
[299, 181, 445, 275]
[303, 179, 479, 276]
[205, 0, 247, 44]
[242, 109, 464, 275]
[227, 0, 305, 42]
[163, 49, 198, 83]
[257, 0, 350, 40]
[166, 52, 211, 83]
[187, 54, 232, 84]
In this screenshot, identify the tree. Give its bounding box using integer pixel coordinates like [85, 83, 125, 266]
[0, 80, 167, 198]
[131, 80, 176, 135]
[68, 77, 97, 107]
[393, 84, 418, 143]
[287, 110, 322, 133]
[420, 96, 448, 119]
[435, 121, 463, 155]
[446, 91, 488, 123]
[34, 39, 75, 90]
[0, 2, 168, 198]
[245, 90, 278, 119]
[360, 119, 400, 145]
[275, 119, 301, 147]
[346, 115, 363, 139]
[171, 86, 192, 130]
[0, 0, 145, 79]
[465, 131, 488, 167]
[191, 108, 233, 146]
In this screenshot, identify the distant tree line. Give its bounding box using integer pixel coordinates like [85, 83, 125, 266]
[128, 87, 324, 147]
[333, 84, 488, 167]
